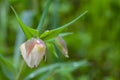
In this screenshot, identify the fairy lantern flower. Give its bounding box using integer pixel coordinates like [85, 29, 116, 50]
[55, 36, 69, 58]
[20, 38, 46, 68]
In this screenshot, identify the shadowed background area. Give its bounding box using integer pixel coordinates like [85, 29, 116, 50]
[0, 0, 120, 80]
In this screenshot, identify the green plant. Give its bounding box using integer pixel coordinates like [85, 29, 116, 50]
[11, 4, 87, 68]
[0, 0, 88, 79]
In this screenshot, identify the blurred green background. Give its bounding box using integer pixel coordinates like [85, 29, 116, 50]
[0, 0, 120, 80]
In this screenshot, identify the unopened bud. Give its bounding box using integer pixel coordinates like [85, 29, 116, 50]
[55, 36, 69, 58]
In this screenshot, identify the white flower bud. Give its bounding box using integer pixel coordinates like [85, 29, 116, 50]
[55, 36, 69, 58]
[20, 38, 46, 68]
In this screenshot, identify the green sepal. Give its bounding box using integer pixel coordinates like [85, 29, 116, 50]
[11, 6, 39, 39]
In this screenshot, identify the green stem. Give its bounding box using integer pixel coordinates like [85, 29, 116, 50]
[15, 61, 24, 80]
[37, 0, 52, 35]
[51, 0, 59, 29]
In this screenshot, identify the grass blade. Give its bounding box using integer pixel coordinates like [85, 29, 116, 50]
[24, 60, 88, 80]
[37, 0, 52, 34]
[0, 54, 15, 80]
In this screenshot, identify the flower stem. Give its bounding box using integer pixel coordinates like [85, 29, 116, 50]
[37, 0, 52, 35]
[15, 61, 24, 80]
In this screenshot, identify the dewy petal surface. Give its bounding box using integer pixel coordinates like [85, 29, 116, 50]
[20, 38, 46, 68]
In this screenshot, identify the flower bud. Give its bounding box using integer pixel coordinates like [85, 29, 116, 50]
[20, 38, 46, 68]
[55, 36, 69, 58]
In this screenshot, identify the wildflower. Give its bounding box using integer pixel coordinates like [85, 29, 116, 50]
[55, 36, 69, 58]
[20, 38, 46, 68]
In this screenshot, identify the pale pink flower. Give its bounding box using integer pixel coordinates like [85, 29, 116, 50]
[20, 38, 46, 68]
[55, 36, 69, 58]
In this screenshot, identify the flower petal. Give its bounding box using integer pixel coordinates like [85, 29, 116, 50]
[25, 38, 36, 56]
[20, 38, 46, 68]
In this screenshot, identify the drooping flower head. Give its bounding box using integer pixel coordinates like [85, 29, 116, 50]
[20, 38, 46, 68]
[55, 36, 69, 58]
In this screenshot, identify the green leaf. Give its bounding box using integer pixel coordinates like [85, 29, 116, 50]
[0, 54, 15, 80]
[40, 10, 88, 40]
[24, 60, 88, 80]
[42, 32, 73, 42]
[11, 6, 39, 39]
[59, 32, 73, 37]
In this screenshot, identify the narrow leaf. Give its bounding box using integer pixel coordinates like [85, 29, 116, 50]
[11, 6, 39, 39]
[40, 11, 88, 40]
[0, 54, 15, 80]
[24, 60, 88, 80]
[42, 32, 73, 42]
[37, 0, 52, 34]
[59, 32, 73, 37]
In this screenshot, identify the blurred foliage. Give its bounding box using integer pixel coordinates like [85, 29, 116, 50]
[0, 0, 120, 80]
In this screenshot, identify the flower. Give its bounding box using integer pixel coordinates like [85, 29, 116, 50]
[20, 38, 46, 68]
[55, 36, 69, 58]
